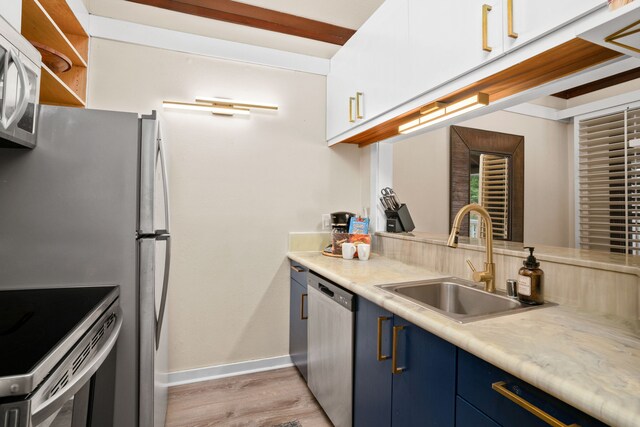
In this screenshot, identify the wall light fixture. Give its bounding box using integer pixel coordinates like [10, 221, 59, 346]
[162, 97, 278, 116]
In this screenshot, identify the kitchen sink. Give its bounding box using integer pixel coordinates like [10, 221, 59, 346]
[377, 277, 553, 323]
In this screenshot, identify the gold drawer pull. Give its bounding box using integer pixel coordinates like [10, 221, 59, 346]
[391, 325, 405, 374]
[356, 92, 364, 119]
[507, 0, 518, 38]
[349, 97, 356, 123]
[376, 316, 391, 361]
[290, 265, 305, 273]
[300, 293, 308, 320]
[482, 4, 492, 52]
[491, 382, 580, 427]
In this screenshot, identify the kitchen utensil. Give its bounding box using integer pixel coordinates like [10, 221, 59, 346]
[31, 41, 72, 73]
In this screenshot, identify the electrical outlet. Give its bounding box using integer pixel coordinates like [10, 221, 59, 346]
[322, 213, 331, 230]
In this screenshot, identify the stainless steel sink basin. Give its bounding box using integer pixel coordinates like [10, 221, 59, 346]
[377, 277, 552, 323]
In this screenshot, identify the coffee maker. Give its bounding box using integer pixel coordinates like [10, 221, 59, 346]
[331, 211, 356, 233]
[324, 211, 355, 255]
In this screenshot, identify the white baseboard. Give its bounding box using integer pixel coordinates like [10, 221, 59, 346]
[168, 355, 294, 386]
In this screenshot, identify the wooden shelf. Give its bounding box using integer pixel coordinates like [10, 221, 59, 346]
[22, 0, 89, 107]
[36, 0, 88, 63]
[22, 0, 87, 67]
[40, 64, 86, 107]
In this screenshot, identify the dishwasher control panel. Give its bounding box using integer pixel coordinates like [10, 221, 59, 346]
[308, 272, 355, 311]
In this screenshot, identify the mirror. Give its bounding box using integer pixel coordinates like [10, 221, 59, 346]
[390, 66, 640, 249]
[450, 125, 524, 242]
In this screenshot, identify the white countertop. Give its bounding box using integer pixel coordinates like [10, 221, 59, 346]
[288, 251, 640, 427]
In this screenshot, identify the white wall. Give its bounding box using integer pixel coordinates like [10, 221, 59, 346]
[87, 38, 362, 371]
[393, 110, 573, 247]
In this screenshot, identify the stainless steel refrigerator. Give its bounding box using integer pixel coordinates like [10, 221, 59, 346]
[0, 105, 171, 427]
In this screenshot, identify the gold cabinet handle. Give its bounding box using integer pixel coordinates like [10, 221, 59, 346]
[492, 382, 580, 427]
[376, 316, 391, 361]
[507, 0, 518, 39]
[290, 265, 305, 273]
[482, 4, 492, 52]
[300, 293, 308, 320]
[349, 97, 356, 123]
[391, 325, 405, 374]
[356, 92, 364, 119]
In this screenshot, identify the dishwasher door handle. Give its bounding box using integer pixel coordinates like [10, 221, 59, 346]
[318, 284, 334, 297]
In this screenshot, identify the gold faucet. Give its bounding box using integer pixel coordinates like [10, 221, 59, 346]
[447, 203, 496, 293]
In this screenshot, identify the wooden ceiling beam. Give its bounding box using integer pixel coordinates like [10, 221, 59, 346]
[551, 66, 640, 99]
[126, 0, 356, 45]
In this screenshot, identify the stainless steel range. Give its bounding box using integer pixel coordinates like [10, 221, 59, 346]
[0, 286, 122, 427]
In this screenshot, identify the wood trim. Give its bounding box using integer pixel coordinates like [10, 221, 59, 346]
[450, 126, 524, 242]
[552, 67, 640, 99]
[337, 39, 621, 147]
[126, 0, 355, 45]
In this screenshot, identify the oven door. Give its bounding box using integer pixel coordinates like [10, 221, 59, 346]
[36, 381, 92, 427]
[0, 308, 123, 427]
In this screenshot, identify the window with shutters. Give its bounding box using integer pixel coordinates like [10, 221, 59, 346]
[479, 154, 509, 240]
[578, 106, 640, 255]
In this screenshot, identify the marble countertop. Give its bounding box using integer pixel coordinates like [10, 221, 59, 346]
[288, 251, 640, 427]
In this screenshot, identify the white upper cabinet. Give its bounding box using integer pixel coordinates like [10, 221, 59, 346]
[503, 0, 605, 51]
[0, 0, 22, 31]
[354, 0, 411, 126]
[326, 42, 359, 140]
[408, 0, 503, 98]
[326, 0, 610, 144]
[327, 0, 410, 141]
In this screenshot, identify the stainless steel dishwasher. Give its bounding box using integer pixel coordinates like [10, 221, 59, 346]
[307, 272, 355, 427]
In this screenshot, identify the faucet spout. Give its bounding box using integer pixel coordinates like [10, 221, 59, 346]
[447, 203, 496, 292]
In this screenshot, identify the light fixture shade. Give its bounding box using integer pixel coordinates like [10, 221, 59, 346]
[398, 93, 489, 135]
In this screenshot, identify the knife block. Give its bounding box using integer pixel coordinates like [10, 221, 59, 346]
[385, 204, 415, 232]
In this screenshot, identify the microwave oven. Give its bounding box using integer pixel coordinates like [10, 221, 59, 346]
[0, 16, 41, 149]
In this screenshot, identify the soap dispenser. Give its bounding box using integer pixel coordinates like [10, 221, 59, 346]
[517, 247, 544, 305]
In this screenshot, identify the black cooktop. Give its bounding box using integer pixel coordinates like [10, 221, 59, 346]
[0, 286, 116, 377]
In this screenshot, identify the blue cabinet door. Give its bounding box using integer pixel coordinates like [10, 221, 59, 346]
[456, 397, 500, 427]
[457, 350, 607, 427]
[354, 296, 393, 427]
[289, 277, 308, 381]
[392, 316, 456, 427]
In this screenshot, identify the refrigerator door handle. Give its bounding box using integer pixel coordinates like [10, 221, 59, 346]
[156, 124, 171, 235]
[139, 117, 157, 235]
[155, 235, 170, 349]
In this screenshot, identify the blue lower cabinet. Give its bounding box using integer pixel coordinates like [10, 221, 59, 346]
[354, 297, 456, 427]
[392, 315, 456, 427]
[353, 296, 393, 427]
[457, 350, 607, 427]
[289, 266, 308, 381]
[456, 397, 500, 427]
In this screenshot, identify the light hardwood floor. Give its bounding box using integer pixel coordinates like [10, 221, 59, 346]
[166, 367, 333, 427]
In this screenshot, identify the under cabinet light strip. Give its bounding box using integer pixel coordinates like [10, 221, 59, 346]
[162, 101, 250, 116]
[195, 97, 279, 110]
[399, 93, 490, 135]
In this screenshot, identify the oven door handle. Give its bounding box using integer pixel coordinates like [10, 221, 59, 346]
[30, 312, 123, 425]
